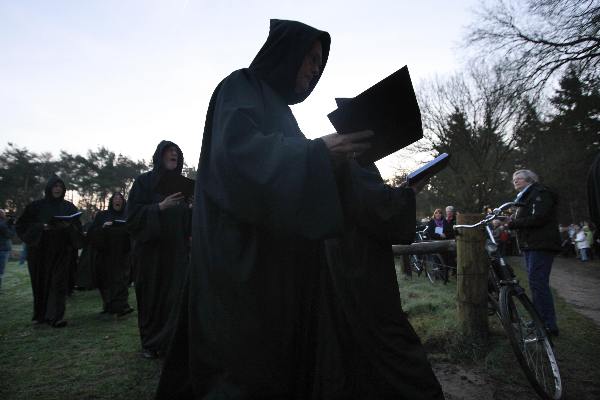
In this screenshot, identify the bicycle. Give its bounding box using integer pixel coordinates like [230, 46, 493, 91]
[408, 227, 449, 284]
[454, 202, 563, 400]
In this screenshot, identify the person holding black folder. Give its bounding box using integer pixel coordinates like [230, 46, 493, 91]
[156, 19, 375, 399]
[16, 175, 83, 328]
[88, 192, 133, 316]
[126, 140, 191, 359]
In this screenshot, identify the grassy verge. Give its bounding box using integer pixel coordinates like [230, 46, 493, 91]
[396, 257, 600, 399]
[0, 261, 161, 400]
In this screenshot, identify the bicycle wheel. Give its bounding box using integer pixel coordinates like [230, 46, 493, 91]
[487, 270, 501, 317]
[499, 286, 563, 399]
[423, 254, 446, 284]
[408, 255, 423, 277]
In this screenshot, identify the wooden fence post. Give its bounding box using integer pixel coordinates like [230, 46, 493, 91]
[456, 213, 488, 341]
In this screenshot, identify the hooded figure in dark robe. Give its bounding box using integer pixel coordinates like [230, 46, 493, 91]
[157, 19, 385, 399]
[317, 162, 444, 399]
[16, 175, 83, 327]
[88, 192, 133, 316]
[76, 214, 99, 290]
[126, 141, 191, 358]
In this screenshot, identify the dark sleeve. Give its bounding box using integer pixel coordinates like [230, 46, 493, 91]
[509, 189, 556, 229]
[0, 220, 15, 239]
[126, 176, 162, 243]
[444, 219, 455, 239]
[341, 162, 416, 244]
[87, 211, 106, 249]
[203, 72, 343, 240]
[588, 155, 600, 228]
[16, 202, 44, 246]
[65, 202, 84, 249]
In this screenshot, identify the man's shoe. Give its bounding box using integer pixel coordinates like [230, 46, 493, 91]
[141, 349, 159, 359]
[51, 320, 68, 328]
[117, 307, 134, 317]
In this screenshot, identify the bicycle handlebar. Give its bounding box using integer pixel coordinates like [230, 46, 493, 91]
[453, 201, 520, 230]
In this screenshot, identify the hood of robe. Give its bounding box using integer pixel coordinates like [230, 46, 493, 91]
[108, 192, 126, 215]
[43, 175, 66, 201]
[249, 19, 330, 105]
[152, 140, 184, 175]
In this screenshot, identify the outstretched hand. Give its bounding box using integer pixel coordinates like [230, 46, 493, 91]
[320, 130, 373, 160]
[159, 192, 184, 211]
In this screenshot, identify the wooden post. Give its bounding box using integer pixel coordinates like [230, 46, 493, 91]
[456, 213, 488, 341]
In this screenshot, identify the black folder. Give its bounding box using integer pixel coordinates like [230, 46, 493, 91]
[155, 174, 195, 198]
[406, 153, 451, 185]
[327, 66, 423, 165]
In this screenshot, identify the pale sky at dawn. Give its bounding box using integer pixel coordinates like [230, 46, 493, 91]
[1, 0, 479, 178]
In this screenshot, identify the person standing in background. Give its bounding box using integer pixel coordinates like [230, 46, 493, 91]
[0, 209, 16, 290]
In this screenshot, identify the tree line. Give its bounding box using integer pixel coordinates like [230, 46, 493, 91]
[408, 0, 599, 223]
[0, 144, 196, 220]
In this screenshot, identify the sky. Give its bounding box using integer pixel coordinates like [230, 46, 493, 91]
[1, 0, 479, 178]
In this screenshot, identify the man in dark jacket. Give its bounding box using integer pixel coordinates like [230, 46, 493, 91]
[507, 169, 561, 336]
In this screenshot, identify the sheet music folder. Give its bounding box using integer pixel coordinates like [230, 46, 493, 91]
[406, 153, 450, 185]
[155, 174, 195, 198]
[327, 66, 423, 165]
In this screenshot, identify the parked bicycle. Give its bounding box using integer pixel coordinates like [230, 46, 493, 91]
[454, 202, 562, 400]
[408, 227, 450, 284]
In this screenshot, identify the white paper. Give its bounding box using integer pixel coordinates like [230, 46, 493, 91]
[434, 226, 444, 235]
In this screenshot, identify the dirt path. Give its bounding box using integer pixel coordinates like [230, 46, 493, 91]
[509, 256, 600, 326]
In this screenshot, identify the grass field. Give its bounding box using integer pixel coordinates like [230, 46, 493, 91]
[1, 257, 600, 399]
[396, 257, 600, 399]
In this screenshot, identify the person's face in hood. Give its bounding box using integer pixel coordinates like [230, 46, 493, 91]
[51, 182, 65, 199]
[162, 146, 179, 171]
[112, 194, 124, 211]
[295, 40, 322, 94]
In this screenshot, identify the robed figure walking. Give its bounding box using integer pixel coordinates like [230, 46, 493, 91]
[89, 192, 133, 316]
[16, 175, 83, 327]
[155, 19, 401, 399]
[127, 141, 191, 359]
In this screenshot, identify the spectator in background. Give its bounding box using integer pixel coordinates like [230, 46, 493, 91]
[426, 208, 453, 240]
[445, 205, 456, 234]
[507, 169, 561, 336]
[575, 224, 591, 262]
[0, 209, 16, 290]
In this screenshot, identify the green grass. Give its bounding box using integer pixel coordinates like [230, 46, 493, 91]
[2, 257, 600, 399]
[396, 257, 600, 399]
[0, 261, 161, 400]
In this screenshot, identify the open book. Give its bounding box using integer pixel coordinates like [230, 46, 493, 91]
[327, 66, 423, 165]
[51, 211, 83, 221]
[406, 153, 450, 185]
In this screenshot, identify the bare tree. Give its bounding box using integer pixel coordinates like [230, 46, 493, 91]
[414, 63, 520, 212]
[465, 0, 600, 92]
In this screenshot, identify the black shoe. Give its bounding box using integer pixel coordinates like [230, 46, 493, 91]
[547, 328, 559, 337]
[51, 320, 68, 328]
[141, 349, 159, 359]
[117, 307, 134, 317]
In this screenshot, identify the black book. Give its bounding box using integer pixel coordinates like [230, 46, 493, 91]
[155, 173, 195, 198]
[406, 153, 450, 185]
[112, 219, 127, 226]
[327, 66, 423, 165]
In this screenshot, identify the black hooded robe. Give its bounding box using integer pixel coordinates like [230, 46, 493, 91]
[317, 163, 444, 400]
[75, 220, 99, 290]
[16, 176, 83, 325]
[126, 141, 191, 354]
[156, 20, 344, 399]
[88, 193, 131, 314]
